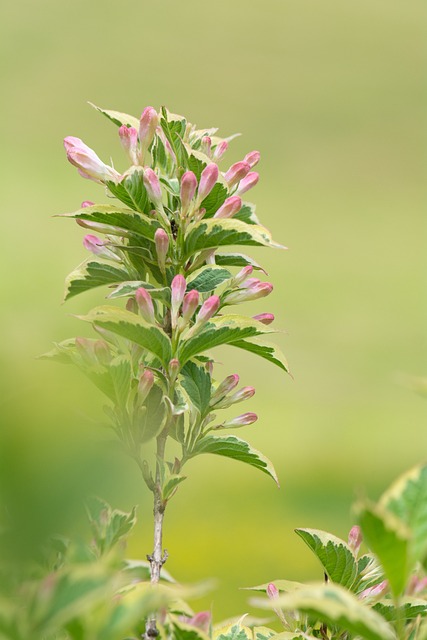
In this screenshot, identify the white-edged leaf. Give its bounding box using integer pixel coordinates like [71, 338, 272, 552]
[60, 204, 159, 239]
[230, 338, 289, 373]
[187, 266, 232, 293]
[64, 259, 131, 302]
[89, 102, 140, 129]
[191, 435, 279, 486]
[214, 253, 265, 272]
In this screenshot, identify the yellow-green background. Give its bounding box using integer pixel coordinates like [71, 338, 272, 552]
[1, 0, 425, 620]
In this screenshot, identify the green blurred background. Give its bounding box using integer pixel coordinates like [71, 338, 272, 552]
[1, 0, 425, 620]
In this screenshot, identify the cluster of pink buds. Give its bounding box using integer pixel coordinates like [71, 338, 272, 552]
[118, 106, 158, 165]
[222, 150, 260, 195]
[170, 275, 220, 334]
[64, 137, 121, 184]
[223, 277, 273, 305]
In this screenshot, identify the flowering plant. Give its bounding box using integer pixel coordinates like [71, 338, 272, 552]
[43, 103, 289, 637]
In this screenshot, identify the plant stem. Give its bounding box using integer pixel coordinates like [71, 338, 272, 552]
[144, 431, 168, 639]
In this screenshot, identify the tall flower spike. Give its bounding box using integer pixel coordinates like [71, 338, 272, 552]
[64, 137, 121, 184]
[118, 125, 139, 165]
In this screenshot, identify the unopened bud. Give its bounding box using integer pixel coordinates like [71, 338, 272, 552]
[224, 161, 250, 188]
[77, 218, 129, 237]
[212, 374, 239, 402]
[171, 274, 187, 328]
[81, 200, 94, 208]
[212, 140, 228, 162]
[182, 289, 200, 323]
[197, 163, 219, 203]
[118, 125, 139, 165]
[75, 337, 97, 365]
[201, 136, 212, 156]
[83, 234, 120, 262]
[266, 583, 279, 600]
[180, 171, 198, 214]
[195, 295, 220, 326]
[215, 386, 256, 409]
[64, 136, 120, 184]
[252, 313, 275, 325]
[348, 525, 363, 555]
[138, 369, 155, 404]
[138, 106, 158, 158]
[135, 287, 156, 324]
[155, 228, 169, 272]
[168, 358, 180, 385]
[213, 196, 242, 219]
[236, 171, 259, 196]
[205, 360, 214, 376]
[94, 340, 111, 365]
[143, 168, 163, 205]
[231, 265, 254, 287]
[360, 580, 388, 600]
[225, 281, 273, 304]
[222, 412, 258, 428]
[126, 297, 138, 314]
[244, 150, 261, 168]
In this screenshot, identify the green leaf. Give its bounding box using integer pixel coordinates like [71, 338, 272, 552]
[108, 281, 169, 302]
[136, 384, 168, 444]
[200, 181, 229, 217]
[171, 621, 211, 640]
[109, 356, 131, 406]
[243, 579, 305, 594]
[86, 497, 137, 554]
[180, 361, 212, 416]
[39, 338, 77, 364]
[178, 315, 276, 365]
[107, 168, 149, 212]
[184, 219, 284, 258]
[379, 463, 427, 565]
[215, 622, 252, 640]
[251, 583, 396, 640]
[187, 266, 232, 293]
[295, 528, 358, 589]
[233, 202, 260, 226]
[162, 474, 187, 501]
[357, 501, 410, 597]
[79, 306, 172, 366]
[230, 339, 289, 373]
[60, 204, 159, 239]
[372, 597, 427, 621]
[191, 435, 279, 486]
[89, 102, 140, 129]
[214, 253, 265, 272]
[64, 260, 131, 302]
[160, 107, 188, 168]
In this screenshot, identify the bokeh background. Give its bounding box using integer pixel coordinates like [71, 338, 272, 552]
[1, 0, 425, 620]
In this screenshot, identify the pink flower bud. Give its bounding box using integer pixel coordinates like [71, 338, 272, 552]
[232, 265, 254, 287]
[212, 140, 228, 161]
[225, 281, 273, 304]
[155, 228, 169, 271]
[138, 369, 155, 404]
[252, 313, 275, 325]
[77, 218, 128, 237]
[360, 580, 388, 600]
[201, 136, 212, 156]
[168, 358, 180, 385]
[222, 412, 258, 428]
[180, 171, 198, 214]
[118, 125, 139, 164]
[171, 274, 187, 328]
[213, 196, 242, 219]
[182, 289, 200, 323]
[224, 161, 250, 188]
[215, 385, 256, 409]
[94, 340, 111, 365]
[81, 200, 94, 208]
[236, 171, 259, 196]
[126, 297, 138, 314]
[83, 234, 120, 262]
[195, 295, 220, 325]
[75, 337, 97, 365]
[197, 163, 219, 202]
[64, 136, 120, 184]
[407, 576, 427, 595]
[143, 168, 162, 205]
[244, 150, 261, 168]
[266, 583, 279, 600]
[205, 360, 214, 376]
[135, 287, 156, 324]
[138, 106, 158, 157]
[348, 525, 363, 555]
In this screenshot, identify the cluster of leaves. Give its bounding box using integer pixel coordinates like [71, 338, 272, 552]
[46, 103, 289, 505]
[247, 462, 427, 640]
